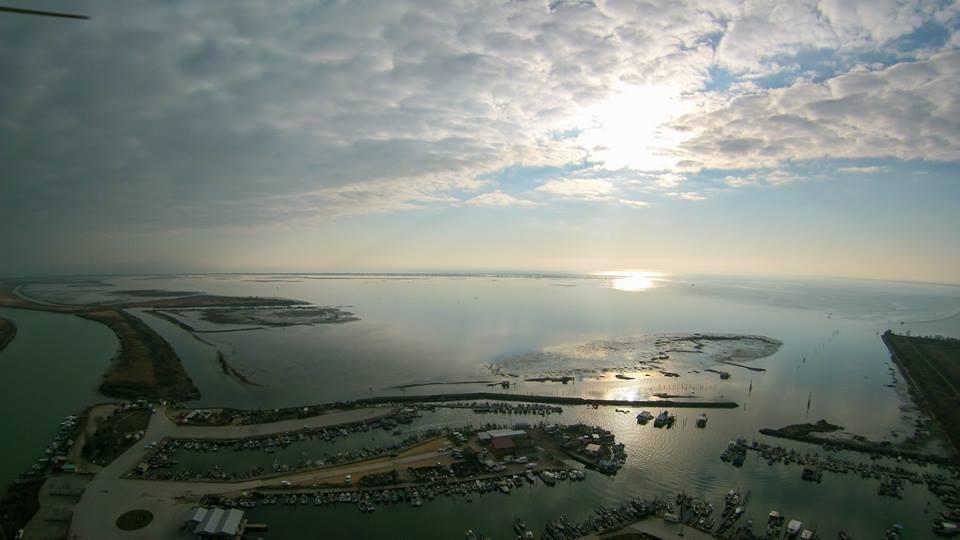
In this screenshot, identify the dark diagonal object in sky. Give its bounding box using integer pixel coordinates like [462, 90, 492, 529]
[0, 5, 89, 19]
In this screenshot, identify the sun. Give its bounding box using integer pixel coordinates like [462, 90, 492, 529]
[573, 84, 693, 170]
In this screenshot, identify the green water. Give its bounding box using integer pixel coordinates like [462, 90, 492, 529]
[0, 307, 117, 490]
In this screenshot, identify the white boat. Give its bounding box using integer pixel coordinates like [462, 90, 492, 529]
[787, 519, 803, 537]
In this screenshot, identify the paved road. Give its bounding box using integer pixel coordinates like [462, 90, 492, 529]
[66, 406, 395, 540]
[578, 518, 714, 540]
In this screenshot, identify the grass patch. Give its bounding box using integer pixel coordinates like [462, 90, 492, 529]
[81, 409, 152, 466]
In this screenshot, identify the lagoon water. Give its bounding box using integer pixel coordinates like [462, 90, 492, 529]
[5, 273, 960, 538]
[0, 307, 116, 490]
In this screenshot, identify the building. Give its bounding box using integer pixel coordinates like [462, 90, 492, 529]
[583, 443, 602, 456]
[479, 429, 528, 444]
[185, 507, 245, 539]
[486, 429, 527, 440]
[490, 436, 516, 456]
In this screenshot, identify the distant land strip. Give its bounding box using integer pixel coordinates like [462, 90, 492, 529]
[352, 392, 739, 409]
[0, 317, 16, 353]
[391, 380, 498, 389]
[146, 309, 264, 334]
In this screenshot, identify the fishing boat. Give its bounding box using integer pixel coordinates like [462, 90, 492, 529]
[696, 413, 708, 428]
[636, 410, 654, 424]
[935, 520, 960, 537]
[654, 411, 670, 428]
[802, 466, 822, 483]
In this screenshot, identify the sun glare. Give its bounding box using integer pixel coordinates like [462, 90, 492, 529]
[573, 85, 692, 170]
[598, 270, 665, 292]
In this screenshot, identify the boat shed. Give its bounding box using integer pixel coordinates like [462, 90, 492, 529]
[191, 507, 245, 538]
[486, 429, 527, 440]
[184, 507, 208, 529]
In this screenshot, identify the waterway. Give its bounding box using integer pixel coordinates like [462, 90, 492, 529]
[0, 307, 117, 490]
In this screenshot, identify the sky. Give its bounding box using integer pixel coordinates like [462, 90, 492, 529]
[2, 0, 959, 283]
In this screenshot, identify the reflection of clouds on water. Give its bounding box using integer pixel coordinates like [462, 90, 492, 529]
[496, 333, 781, 376]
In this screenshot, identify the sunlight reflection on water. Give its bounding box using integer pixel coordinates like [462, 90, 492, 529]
[599, 270, 665, 292]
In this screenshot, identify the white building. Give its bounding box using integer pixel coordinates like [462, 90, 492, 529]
[185, 507, 245, 539]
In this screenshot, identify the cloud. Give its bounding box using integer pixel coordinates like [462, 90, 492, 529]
[673, 51, 960, 172]
[464, 191, 537, 207]
[723, 170, 797, 188]
[0, 0, 956, 263]
[536, 179, 614, 200]
[838, 166, 887, 174]
[665, 191, 707, 201]
[618, 199, 650, 209]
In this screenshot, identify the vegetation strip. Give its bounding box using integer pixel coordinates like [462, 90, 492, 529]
[78, 310, 201, 401]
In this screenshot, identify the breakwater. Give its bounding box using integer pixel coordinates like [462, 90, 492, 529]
[350, 392, 739, 409]
[757, 427, 955, 465]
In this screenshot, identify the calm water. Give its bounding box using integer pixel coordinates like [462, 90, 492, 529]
[0, 307, 117, 489]
[8, 273, 960, 538]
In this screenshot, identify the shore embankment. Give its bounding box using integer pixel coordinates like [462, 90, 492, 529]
[758, 425, 956, 465]
[881, 330, 960, 456]
[0, 317, 16, 352]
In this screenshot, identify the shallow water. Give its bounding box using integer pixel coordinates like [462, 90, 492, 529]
[11, 274, 960, 538]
